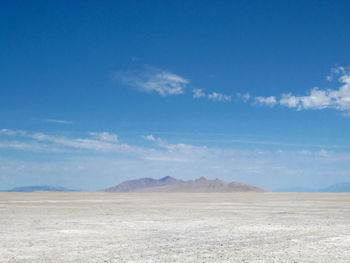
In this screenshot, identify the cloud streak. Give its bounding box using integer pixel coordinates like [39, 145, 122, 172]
[0, 129, 131, 153]
[114, 66, 234, 102]
[89, 132, 118, 142]
[46, 119, 73, 124]
[192, 89, 232, 102]
[245, 66, 350, 114]
[114, 67, 189, 96]
[254, 96, 277, 107]
[208, 92, 232, 102]
[192, 88, 206, 98]
[0, 129, 27, 136]
[279, 67, 350, 111]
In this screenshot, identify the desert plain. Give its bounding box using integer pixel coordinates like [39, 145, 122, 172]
[0, 192, 349, 263]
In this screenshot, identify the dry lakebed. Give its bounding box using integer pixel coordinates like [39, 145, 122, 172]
[0, 192, 349, 262]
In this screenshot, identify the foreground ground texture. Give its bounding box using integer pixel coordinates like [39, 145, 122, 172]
[0, 192, 349, 263]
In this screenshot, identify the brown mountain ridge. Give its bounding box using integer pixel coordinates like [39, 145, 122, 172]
[102, 176, 266, 192]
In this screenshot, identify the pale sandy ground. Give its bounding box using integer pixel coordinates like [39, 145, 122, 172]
[0, 192, 350, 263]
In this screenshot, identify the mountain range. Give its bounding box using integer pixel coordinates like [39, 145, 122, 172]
[102, 176, 266, 192]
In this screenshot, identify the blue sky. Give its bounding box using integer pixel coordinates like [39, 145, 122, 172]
[1, 1, 350, 190]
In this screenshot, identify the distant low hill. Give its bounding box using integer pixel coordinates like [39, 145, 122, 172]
[102, 176, 266, 192]
[275, 182, 350, 193]
[4, 186, 78, 192]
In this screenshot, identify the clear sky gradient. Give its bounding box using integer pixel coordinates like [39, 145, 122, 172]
[1, 1, 350, 190]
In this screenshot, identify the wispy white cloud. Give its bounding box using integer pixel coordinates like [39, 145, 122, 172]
[279, 93, 301, 108]
[254, 96, 277, 107]
[113, 67, 189, 96]
[2, 129, 348, 165]
[319, 149, 329, 157]
[29, 132, 127, 152]
[89, 132, 118, 142]
[192, 88, 206, 98]
[142, 134, 156, 141]
[280, 88, 332, 110]
[1, 129, 342, 158]
[237, 92, 251, 102]
[0, 129, 130, 153]
[0, 140, 64, 152]
[46, 119, 72, 124]
[114, 66, 237, 103]
[250, 66, 350, 114]
[207, 92, 232, 102]
[0, 129, 27, 136]
[192, 89, 232, 102]
[280, 68, 350, 111]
